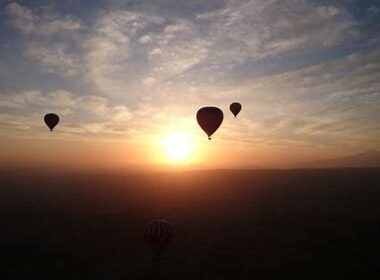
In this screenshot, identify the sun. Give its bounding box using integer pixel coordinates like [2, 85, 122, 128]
[161, 132, 195, 163]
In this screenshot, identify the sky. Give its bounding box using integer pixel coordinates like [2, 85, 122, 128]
[0, 0, 379, 169]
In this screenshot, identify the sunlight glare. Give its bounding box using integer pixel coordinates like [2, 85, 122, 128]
[161, 132, 195, 163]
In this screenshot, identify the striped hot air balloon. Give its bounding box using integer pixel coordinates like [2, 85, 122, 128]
[144, 219, 173, 256]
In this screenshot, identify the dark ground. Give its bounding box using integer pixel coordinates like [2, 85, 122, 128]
[1, 168, 379, 279]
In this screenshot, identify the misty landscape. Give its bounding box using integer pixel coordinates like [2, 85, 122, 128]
[1, 167, 379, 279]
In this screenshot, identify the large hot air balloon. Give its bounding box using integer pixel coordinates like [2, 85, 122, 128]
[144, 219, 173, 256]
[196, 107, 223, 140]
[44, 113, 59, 131]
[229, 102, 242, 117]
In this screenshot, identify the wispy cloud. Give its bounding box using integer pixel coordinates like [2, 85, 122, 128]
[6, 2, 83, 35]
[5, 2, 84, 77]
[0, 90, 131, 137]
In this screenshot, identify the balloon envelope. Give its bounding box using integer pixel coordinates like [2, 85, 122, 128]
[44, 113, 59, 131]
[229, 102, 242, 117]
[196, 107, 223, 140]
[144, 219, 173, 256]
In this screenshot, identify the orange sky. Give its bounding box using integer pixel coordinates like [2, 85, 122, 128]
[0, 133, 355, 171]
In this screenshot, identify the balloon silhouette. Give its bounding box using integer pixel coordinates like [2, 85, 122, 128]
[229, 102, 242, 117]
[196, 107, 223, 140]
[44, 113, 59, 131]
[144, 219, 173, 256]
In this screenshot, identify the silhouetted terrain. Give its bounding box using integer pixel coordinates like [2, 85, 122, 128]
[1, 168, 379, 279]
[292, 150, 380, 168]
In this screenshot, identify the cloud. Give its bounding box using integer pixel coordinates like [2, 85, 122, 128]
[5, 2, 37, 34]
[109, 105, 131, 121]
[138, 35, 153, 44]
[0, 90, 132, 136]
[82, 10, 165, 96]
[7, 1, 357, 95]
[221, 48, 380, 148]
[0, 90, 76, 109]
[6, 2, 83, 36]
[195, 0, 357, 64]
[76, 96, 108, 114]
[5, 2, 84, 77]
[23, 43, 79, 77]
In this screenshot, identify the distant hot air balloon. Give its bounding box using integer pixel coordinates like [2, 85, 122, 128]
[44, 113, 59, 131]
[196, 107, 223, 140]
[144, 219, 173, 256]
[229, 102, 242, 117]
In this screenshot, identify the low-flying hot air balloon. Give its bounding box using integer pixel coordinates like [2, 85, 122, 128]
[44, 113, 59, 131]
[144, 219, 173, 256]
[229, 102, 242, 117]
[196, 107, 223, 140]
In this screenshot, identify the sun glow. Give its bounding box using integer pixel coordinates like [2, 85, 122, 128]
[161, 132, 195, 163]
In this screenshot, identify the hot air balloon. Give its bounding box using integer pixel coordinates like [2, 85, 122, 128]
[229, 102, 242, 117]
[144, 219, 173, 256]
[44, 113, 59, 131]
[196, 107, 223, 140]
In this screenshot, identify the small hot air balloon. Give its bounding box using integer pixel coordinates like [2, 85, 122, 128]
[196, 107, 223, 140]
[229, 102, 242, 117]
[144, 219, 173, 256]
[44, 113, 59, 131]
